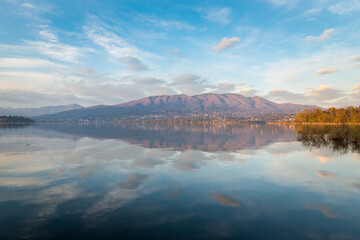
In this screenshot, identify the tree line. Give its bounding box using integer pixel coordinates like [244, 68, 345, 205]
[0, 116, 34, 123]
[295, 107, 360, 123]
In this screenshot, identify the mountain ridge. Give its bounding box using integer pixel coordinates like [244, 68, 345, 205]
[115, 93, 318, 112]
[34, 93, 319, 120]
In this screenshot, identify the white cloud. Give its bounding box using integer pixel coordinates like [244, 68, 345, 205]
[55, 70, 178, 105]
[316, 67, 338, 75]
[308, 85, 344, 101]
[306, 28, 336, 41]
[215, 83, 238, 93]
[21, 3, 34, 8]
[120, 56, 148, 71]
[237, 88, 258, 97]
[171, 74, 243, 96]
[172, 74, 211, 95]
[265, 89, 308, 103]
[212, 37, 241, 52]
[132, 77, 165, 85]
[0, 69, 61, 91]
[353, 56, 360, 62]
[0, 71, 60, 89]
[198, 7, 232, 25]
[0, 89, 82, 108]
[173, 74, 200, 84]
[352, 84, 360, 90]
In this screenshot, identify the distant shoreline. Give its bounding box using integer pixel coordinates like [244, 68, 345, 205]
[268, 122, 360, 125]
[17, 119, 268, 124]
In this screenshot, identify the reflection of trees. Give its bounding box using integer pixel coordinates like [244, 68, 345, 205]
[296, 125, 360, 154]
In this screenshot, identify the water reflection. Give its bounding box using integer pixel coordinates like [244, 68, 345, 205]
[306, 205, 336, 218]
[0, 123, 359, 239]
[296, 125, 360, 153]
[119, 173, 150, 190]
[210, 192, 240, 207]
[314, 170, 338, 179]
[30, 122, 297, 152]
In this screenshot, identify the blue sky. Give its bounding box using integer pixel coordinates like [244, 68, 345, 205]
[0, 0, 360, 107]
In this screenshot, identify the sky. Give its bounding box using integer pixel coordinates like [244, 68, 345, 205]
[0, 0, 360, 108]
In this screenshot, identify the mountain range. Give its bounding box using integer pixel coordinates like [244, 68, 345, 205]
[32, 93, 318, 121]
[116, 93, 315, 112]
[0, 104, 84, 117]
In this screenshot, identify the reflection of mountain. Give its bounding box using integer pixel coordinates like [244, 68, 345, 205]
[32, 123, 296, 152]
[0, 123, 32, 129]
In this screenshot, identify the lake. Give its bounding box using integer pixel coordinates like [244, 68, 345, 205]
[0, 123, 359, 240]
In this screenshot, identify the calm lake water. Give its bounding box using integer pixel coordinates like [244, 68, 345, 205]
[0, 123, 359, 240]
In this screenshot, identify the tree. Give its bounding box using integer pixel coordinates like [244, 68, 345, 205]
[294, 107, 360, 123]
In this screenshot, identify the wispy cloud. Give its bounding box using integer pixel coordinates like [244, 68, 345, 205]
[86, 27, 136, 57]
[306, 28, 336, 41]
[303, 8, 322, 16]
[27, 41, 83, 63]
[212, 37, 241, 52]
[14, 1, 56, 23]
[215, 83, 238, 93]
[198, 7, 232, 25]
[133, 14, 195, 30]
[266, 0, 300, 7]
[120, 56, 148, 71]
[21, 3, 34, 8]
[167, 48, 183, 59]
[264, 85, 346, 107]
[258, 46, 358, 88]
[0, 58, 63, 69]
[85, 26, 155, 60]
[328, 0, 360, 15]
[39, 30, 58, 42]
[316, 67, 338, 75]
